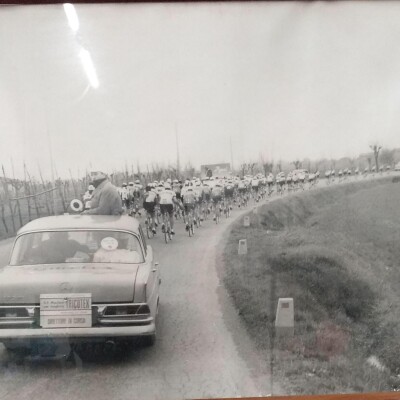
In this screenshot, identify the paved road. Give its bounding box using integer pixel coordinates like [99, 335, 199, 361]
[0, 203, 275, 400]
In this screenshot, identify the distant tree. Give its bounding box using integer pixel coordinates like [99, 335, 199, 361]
[292, 160, 302, 169]
[240, 163, 247, 177]
[250, 162, 257, 175]
[262, 162, 273, 175]
[380, 149, 395, 167]
[276, 160, 282, 172]
[369, 144, 382, 170]
[259, 154, 273, 176]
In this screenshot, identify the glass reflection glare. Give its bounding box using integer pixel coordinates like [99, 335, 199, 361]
[63, 3, 79, 33]
[79, 48, 99, 89]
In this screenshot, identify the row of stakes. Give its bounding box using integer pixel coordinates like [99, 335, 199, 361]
[238, 214, 294, 339]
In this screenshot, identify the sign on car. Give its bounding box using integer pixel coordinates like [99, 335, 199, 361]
[40, 293, 92, 328]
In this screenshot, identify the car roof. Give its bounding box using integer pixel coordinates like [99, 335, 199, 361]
[17, 215, 140, 235]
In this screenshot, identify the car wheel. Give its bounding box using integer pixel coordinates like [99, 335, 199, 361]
[141, 333, 156, 347]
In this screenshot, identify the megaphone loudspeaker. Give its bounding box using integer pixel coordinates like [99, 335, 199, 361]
[70, 199, 84, 212]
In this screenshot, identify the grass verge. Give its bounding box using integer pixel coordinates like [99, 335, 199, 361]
[222, 177, 400, 394]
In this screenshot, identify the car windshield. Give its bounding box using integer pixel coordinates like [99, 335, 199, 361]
[10, 230, 144, 265]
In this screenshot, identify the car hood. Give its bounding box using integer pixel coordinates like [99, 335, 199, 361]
[0, 263, 139, 304]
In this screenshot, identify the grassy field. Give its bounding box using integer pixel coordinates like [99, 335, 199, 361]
[222, 176, 400, 394]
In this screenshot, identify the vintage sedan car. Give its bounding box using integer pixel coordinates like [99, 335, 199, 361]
[0, 214, 160, 352]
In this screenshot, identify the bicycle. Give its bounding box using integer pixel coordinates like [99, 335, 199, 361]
[144, 211, 155, 239]
[200, 201, 209, 221]
[184, 207, 195, 237]
[213, 199, 222, 224]
[161, 211, 172, 243]
[223, 200, 230, 218]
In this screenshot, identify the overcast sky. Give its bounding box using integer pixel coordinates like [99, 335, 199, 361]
[2, 2, 400, 179]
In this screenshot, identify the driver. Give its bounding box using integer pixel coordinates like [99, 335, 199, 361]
[30, 231, 90, 264]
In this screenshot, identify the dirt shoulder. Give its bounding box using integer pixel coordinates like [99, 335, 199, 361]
[221, 176, 400, 395]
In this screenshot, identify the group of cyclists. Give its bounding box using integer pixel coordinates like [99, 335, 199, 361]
[80, 163, 395, 242]
[105, 176, 269, 240]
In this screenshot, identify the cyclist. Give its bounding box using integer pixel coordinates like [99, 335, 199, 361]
[224, 180, 235, 210]
[127, 181, 135, 200]
[211, 183, 224, 221]
[83, 184, 95, 210]
[182, 186, 198, 231]
[119, 183, 130, 211]
[290, 173, 296, 190]
[267, 173, 274, 194]
[201, 181, 212, 217]
[155, 182, 165, 195]
[143, 184, 158, 234]
[251, 176, 259, 199]
[172, 179, 183, 213]
[193, 181, 204, 222]
[133, 179, 143, 202]
[159, 183, 181, 235]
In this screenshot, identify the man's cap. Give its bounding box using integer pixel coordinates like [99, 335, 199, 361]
[90, 171, 107, 181]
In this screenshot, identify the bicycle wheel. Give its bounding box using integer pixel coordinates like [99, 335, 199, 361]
[167, 224, 172, 241]
[164, 226, 169, 243]
[190, 222, 194, 236]
[145, 218, 152, 239]
[162, 215, 169, 243]
[188, 221, 192, 237]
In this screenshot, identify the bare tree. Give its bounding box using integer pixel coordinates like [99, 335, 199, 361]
[247, 162, 256, 176]
[370, 144, 382, 170]
[239, 163, 245, 177]
[380, 149, 395, 167]
[292, 160, 302, 169]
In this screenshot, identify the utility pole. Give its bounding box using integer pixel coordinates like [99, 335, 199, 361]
[176, 123, 180, 178]
[230, 136, 234, 174]
[46, 126, 58, 215]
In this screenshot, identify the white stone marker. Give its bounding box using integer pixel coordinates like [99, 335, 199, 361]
[238, 239, 248, 255]
[243, 216, 250, 227]
[275, 298, 294, 338]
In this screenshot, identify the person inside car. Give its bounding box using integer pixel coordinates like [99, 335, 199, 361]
[29, 231, 90, 264]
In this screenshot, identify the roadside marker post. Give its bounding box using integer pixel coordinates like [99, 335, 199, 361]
[275, 298, 294, 339]
[238, 239, 248, 255]
[243, 216, 250, 227]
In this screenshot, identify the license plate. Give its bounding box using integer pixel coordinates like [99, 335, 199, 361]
[40, 293, 92, 328]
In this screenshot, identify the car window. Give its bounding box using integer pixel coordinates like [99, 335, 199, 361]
[10, 230, 144, 265]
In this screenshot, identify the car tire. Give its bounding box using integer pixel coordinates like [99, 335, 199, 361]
[141, 333, 156, 347]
